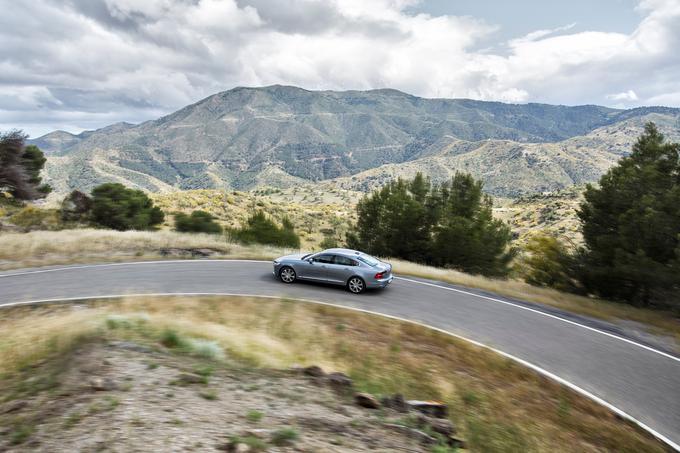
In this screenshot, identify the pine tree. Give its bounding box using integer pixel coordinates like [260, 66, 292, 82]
[578, 123, 680, 306]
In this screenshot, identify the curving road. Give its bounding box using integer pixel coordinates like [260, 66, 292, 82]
[0, 260, 679, 450]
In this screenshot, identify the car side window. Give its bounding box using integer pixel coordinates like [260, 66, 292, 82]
[333, 255, 357, 266]
[312, 254, 334, 264]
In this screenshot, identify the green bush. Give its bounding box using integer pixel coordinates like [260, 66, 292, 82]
[174, 210, 222, 234]
[230, 211, 300, 248]
[518, 233, 580, 293]
[91, 183, 164, 231]
[0, 131, 51, 200]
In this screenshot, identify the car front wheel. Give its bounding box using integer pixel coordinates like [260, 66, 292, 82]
[279, 266, 296, 284]
[347, 276, 365, 294]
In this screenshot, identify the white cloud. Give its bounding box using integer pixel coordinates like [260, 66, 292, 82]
[0, 0, 679, 137]
[607, 90, 639, 101]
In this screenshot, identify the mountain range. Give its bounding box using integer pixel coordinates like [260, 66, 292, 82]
[33, 85, 680, 197]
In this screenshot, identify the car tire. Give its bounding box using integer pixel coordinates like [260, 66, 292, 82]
[347, 276, 365, 294]
[279, 266, 296, 284]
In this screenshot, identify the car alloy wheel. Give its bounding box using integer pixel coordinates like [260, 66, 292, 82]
[348, 277, 364, 294]
[280, 267, 296, 283]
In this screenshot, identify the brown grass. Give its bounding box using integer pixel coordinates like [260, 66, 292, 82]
[0, 295, 665, 453]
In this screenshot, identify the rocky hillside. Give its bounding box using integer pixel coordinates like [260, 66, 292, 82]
[34, 85, 680, 196]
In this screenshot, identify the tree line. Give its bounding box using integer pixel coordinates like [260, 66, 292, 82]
[348, 123, 679, 309]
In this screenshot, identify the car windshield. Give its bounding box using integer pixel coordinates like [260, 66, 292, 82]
[355, 254, 380, 267]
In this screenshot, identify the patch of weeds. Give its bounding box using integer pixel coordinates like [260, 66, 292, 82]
[106, 315, 132, 330]
[271, 427, 299, 446]
[9, 425, 34, 445]
[160, 329, 185, 348]
[187, 339, 224, 360]
[166, 392, 175, 398]
[431, 445, 458, 453]
[335, 323, 346, 332]
[193, 364, 215, 377]
[461, 390, 481, 407]
[120, 382, 133, 391]
[146, 362, 159, 370]
[245, 383, 260, 392]
[558, 396, 571, 420]
[389, 342, 401, 353]
[63, 411, 83, 429]
[246, 409, 264, 422]
[230, 435, 268, 452]
[199, 389, 218, 400]
[466, 418, 529, 453]
[105, 395, 120, 410]
[170, 418, 184, 426]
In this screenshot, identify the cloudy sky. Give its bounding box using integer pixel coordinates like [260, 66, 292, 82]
[1, 0, 679, 137]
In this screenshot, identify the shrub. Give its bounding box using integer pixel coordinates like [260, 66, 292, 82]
[174, 210, 222, 234]
[230, 211, 300, 248]
[518, 233, 580, 293]
[60, 190, 92, 222]
[10, 206, 59, 231]
[91, 183, 164, 231]
[271, 427, 299, 446]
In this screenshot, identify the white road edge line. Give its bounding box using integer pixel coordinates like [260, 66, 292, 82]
[0, 292, 678, 452]
[1, 260, 677, 363]
[394, 276, 680, 363]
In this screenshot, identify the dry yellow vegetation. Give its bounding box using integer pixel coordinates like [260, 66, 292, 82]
[0, 295, 665, 452]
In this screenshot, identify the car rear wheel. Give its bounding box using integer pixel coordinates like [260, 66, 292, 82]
[347, 276, 365, 294]
[279, 266, 296, 283]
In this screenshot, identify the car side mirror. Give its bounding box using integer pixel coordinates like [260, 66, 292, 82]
[306, 258, 314, 264]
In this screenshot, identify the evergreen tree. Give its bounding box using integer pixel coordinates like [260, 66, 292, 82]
[348, 172, 514, 275]
[431, 173, 515, 276]
[0, 131, 51, 200]
[578, 123, 680, 306]
[91, 183, 164, 231]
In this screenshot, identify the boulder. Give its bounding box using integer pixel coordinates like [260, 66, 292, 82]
[327, 372, 352, 388]
[407, 400, 448, 418]
[90, 377, 117, 391]
[355, 392, 381, 409]
[303, 365, 325, 377]
[177, 373, 205, 384]
[381, 394, 409, 412]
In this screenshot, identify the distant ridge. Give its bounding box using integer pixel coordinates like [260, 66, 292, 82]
[33, 85, 680, 196]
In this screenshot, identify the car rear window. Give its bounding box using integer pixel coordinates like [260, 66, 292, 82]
[355, 254, 380, 267]
[333, 255, 358, 266]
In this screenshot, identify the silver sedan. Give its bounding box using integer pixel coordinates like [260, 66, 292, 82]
[272, 248, 393, 294]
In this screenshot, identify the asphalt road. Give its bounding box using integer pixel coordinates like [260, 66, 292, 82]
[1, 260, 678, 450]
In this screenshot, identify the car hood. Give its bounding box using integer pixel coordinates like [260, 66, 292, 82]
[275, 253, 308, 262]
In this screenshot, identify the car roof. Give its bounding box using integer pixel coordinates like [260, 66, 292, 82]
[321, 248, 364, 257]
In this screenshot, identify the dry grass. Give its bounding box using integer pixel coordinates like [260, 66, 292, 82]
[391, 259, 680, 341]
[0, 295, 665, 453]
[0, 228, 288, 269]
[1, 228, 677, 342]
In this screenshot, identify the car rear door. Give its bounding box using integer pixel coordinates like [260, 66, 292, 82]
[327, 255, 359, 283]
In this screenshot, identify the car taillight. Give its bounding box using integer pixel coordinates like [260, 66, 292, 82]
[374, 272, 385, 279]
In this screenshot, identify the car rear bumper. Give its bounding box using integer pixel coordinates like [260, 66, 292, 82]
[367, 275, 393, 289]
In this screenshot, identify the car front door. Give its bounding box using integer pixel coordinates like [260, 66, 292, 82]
[303, 254, 333, 280]
[326, 255, 359, 283]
